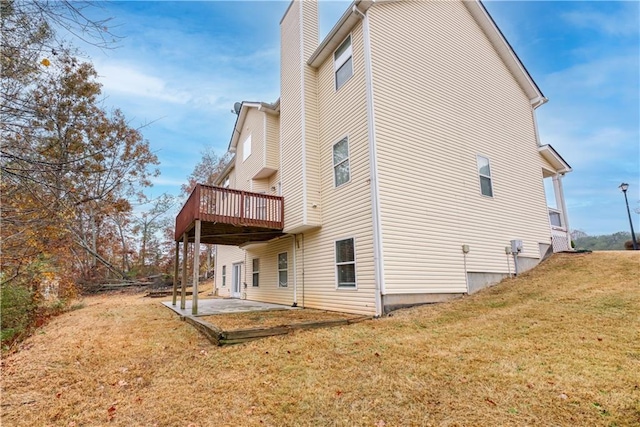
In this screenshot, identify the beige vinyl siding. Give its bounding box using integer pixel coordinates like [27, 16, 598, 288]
[243, 237, 295, 305]
[280, 2, 305, 230]
[369, 1, 551, 295]
[540, 154, 558, 173]
[214, 245, 245, 297]
[280, 0, 321, 233]
[301, 21, 376, 315]
[234, 109, 265, 191]
[265, 114, 280, 173]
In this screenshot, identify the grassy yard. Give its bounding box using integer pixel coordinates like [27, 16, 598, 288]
[2, 252, 639, 426]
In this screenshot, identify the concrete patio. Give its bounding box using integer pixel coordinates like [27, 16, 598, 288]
[162, 298, 298, 317]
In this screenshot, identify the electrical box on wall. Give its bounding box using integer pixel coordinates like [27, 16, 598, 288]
[510, 240, 523, 253]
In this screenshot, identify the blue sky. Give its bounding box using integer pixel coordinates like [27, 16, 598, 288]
[77, 1, 639, 236]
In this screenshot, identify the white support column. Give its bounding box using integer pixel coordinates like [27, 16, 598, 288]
[552, 174, 571, 249]
[172, 241, 179, 306]
[192, 220, 201, 315]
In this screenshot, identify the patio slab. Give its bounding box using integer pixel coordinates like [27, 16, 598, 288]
[162, 298, 298, 317]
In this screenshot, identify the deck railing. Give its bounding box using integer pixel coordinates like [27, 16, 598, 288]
[175, 184, 284, 240]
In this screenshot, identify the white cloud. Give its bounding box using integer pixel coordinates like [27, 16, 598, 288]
[96, 61, 191, 104]
[562, 4, 639, 37]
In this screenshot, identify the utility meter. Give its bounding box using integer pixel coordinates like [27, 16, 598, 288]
[510, 240, 523, 253]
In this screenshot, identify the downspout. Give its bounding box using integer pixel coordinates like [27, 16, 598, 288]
[355, 4, 385, 317]
[292, 234, 298, 307]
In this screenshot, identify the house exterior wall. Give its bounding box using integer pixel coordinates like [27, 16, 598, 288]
[367, 1, 552, 295]
[234, 108, 265, 191]
[280, 0, 322, 233]
[214, 244, 245, 297]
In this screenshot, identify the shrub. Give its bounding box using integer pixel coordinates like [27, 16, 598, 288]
[1, 284, 35, 344]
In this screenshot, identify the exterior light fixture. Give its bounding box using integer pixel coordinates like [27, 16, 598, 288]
[619, 183, 638, 250]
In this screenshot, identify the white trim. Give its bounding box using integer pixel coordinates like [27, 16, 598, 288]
[231, 262, 242, 298]
[361, 10, 384, 316]
[263, 114, 267, 164]
[332, 135, 351, 188]
[292, 235, 297, 305]
[334, 237, 357, 290]
[299, 0, 308, 225]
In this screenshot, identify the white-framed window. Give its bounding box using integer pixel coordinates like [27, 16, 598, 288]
[333, 136, 350, 187]
[476, 155, 493, 197]
[221, 265, 226, 287]
[277, 252, 288, 288]
[222, 175, 230, 188]
[334, 35, 353, 90]
[252, 258, 259, 287]
[242, 134, 252, 162]
[335, 238, 356, 289]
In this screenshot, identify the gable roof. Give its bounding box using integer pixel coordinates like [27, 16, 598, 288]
[228, 100, 280, 152]
[307, 0, 546, 108]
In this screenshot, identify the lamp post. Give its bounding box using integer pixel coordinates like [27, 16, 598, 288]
[619, 183, 638, 250]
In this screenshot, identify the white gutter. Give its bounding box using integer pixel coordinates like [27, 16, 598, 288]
[356, 4, 385, 317]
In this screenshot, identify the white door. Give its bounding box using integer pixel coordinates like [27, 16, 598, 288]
[231, 263, 242, 298]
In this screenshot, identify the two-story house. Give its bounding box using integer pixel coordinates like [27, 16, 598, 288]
[174, 0, 572, 316]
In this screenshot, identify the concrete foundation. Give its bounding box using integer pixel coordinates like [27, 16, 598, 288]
[382, 293, 463, 314]
[467, 272, 509, 294]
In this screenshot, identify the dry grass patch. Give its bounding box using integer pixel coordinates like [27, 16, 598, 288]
[2, 252, 639, 426]
[200, 308, 363, 331]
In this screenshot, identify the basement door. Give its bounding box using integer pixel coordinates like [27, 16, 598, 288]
[231, 263, 242, 298]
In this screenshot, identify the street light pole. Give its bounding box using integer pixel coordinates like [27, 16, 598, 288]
[619, 183, 638, 250]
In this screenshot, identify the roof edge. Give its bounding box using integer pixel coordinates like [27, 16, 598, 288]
[539, 144, 572, 174]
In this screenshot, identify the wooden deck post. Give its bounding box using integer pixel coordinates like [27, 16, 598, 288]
[172, 241, 179, 306]
[181, 233, 188, 310]
[192, 220, 201, 315]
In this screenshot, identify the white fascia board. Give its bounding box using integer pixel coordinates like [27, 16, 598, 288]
[307, 1, 373, 68]
[539, 145, 572, 174]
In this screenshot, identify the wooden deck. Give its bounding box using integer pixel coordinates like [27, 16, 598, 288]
[174, 184, 285, 245]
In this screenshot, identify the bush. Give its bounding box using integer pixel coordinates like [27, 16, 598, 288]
[1, 284, 35, 344]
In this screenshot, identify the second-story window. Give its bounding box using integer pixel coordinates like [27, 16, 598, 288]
[243, 134, 252, 161]
[222, 176, 230, 188]
[333, 136, 350, 187]
[334, 35, 353, 90]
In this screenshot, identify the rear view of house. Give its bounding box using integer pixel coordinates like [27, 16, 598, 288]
[174, 0, 572, 316]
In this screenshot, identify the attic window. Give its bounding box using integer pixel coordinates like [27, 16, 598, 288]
[242, 134, 252, 162]
[334, 35, 353, 90]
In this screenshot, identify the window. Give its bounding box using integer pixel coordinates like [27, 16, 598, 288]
[334, 35, 353, 90]
[335, 238, 356, 288]
[477, 155, 493, 197]
[242, 135, 252, 162]
[221, 265, 226, 287]
[252, 258, 259, 287]
[222, 176, 230, 188]
[333, 137, 350, 187]
[278, 252, 288, 288]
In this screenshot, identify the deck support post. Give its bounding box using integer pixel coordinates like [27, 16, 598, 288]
[192, 220, 201, 315]
[172, 241, 179, 306]
[181, 233, 188, 310]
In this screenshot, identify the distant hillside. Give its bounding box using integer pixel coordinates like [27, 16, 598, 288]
[573, 231, 637, 251]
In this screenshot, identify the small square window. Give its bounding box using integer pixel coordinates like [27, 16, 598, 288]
[278, 252, 288, 288]
[335, 238, 356, 288]
[477, 155, 493, 197]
